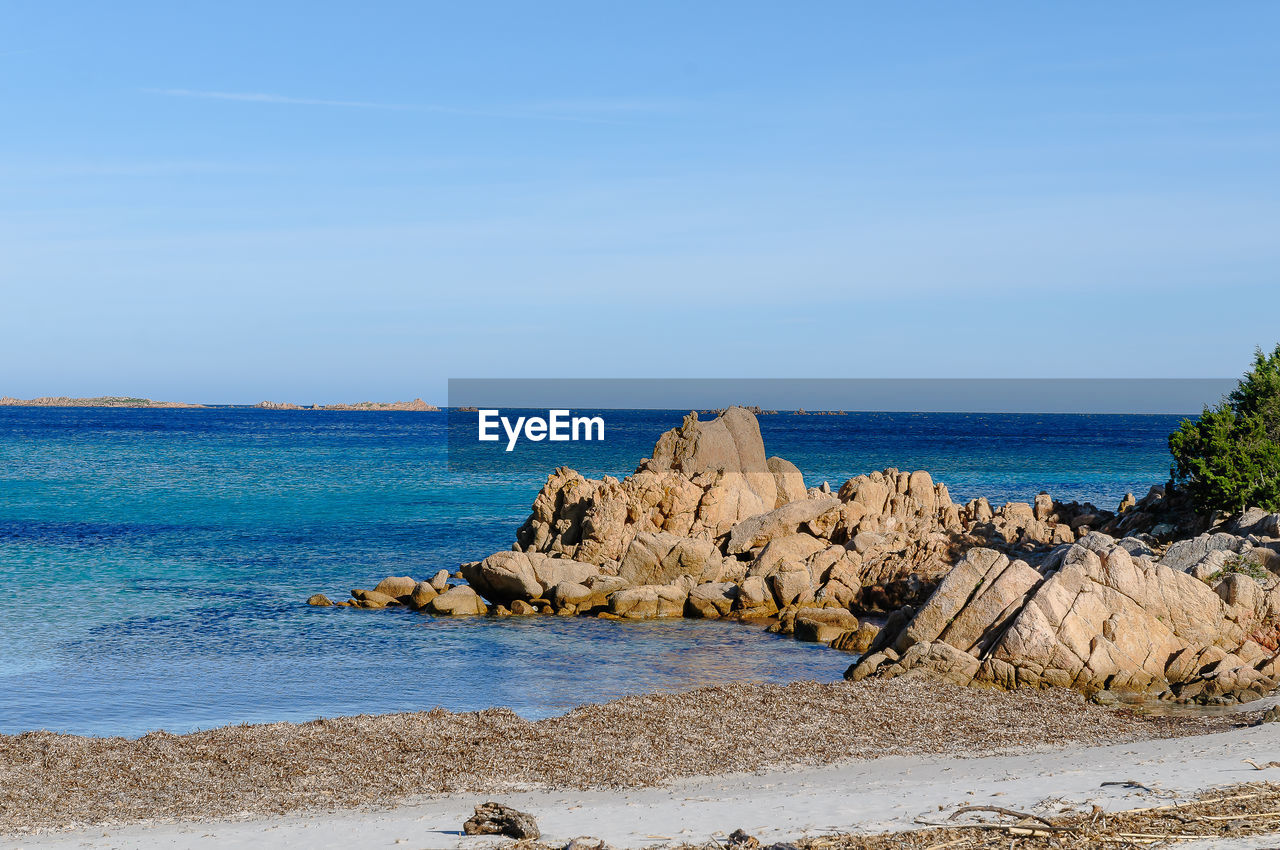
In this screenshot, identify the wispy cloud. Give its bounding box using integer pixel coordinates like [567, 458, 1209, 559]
[523, 97, 690, 115]
[144, 88, 641, 124]
[145, 89, 416, 110]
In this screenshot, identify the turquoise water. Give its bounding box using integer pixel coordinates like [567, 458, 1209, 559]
[0, 408, 1184, 737]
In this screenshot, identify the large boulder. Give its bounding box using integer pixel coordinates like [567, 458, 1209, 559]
[618, 532, 724, 586]
[607, 585, 688, 619]
[373, 576, 418, 600]
[548, 580, 604, 613]
[1232, 509, 1280, 539]
[531, 556, 600, 594]
[686, 582, 738, 618]
[734, 575, 779, 616]
[793, 609, 860, 643]
[1161, 532, 1248, 572]
[646, 406, 778, 514]
[427, 585, 488, 616]
[407, 581, 438, 609]
[768, 456, 808, 507]
[461, 551, 542, 603]
[768, 566, 816, 608]
[746, 533, 827, 578]
[726, 496, 840, 555]
[850, 544, 1280, 703]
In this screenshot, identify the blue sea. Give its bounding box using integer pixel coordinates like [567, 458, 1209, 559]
[0, 408, 1185, 737]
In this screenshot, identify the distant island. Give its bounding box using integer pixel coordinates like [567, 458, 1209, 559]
[255, 399, 440, 411]
[0, 396, 440, 411]
[0, 396, 205, 408]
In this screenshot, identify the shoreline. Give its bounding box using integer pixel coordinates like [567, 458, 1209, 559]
[6, 711, 1277, 848]
[0, 677, 1249, 836]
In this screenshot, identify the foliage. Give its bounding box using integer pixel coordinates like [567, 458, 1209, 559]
[1205, 553, 1271, 585]
[1169, 345, 1280, 515]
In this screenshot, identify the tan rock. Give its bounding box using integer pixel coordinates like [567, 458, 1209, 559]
[407, 581, 438, 609]
[726, 497, 840, 555]
[461, 551, 542, 602]
[747, 533, 827, 577]
[607, 585, 688, 619]
[768, 456, 807, 507]
[373, 576, 417, 599]
[350, 589, 398, 608]
[532, 557, 600, 594]
[858, 543, 1270, 702]
[794, 609, 859, 643]
[618, 532, 723, 586]
[734, 575, 778, 616]
[686, 582, 738, 618]
[768, 568, 815, 608]
[548, 580, 600, 613]
[831, 621, 881, 653]
[427, 585, 488, 616]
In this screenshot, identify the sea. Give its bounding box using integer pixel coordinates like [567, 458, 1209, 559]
[0, 407, 1185, 737]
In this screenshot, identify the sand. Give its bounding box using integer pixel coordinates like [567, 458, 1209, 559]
[0, 677, 1252, 842]
[4, 714, 1278, 849]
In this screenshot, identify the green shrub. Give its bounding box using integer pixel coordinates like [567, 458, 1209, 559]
[1170, 345, 1280, 515]
[1206, 553, 1271, 585]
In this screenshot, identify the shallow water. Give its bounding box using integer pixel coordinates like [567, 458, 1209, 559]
[0, 408, 1184, 737]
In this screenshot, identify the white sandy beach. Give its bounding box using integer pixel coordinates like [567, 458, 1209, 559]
[8, 718, 1280, 850]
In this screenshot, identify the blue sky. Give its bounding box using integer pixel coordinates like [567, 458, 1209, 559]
[1, 2, 1277, 404]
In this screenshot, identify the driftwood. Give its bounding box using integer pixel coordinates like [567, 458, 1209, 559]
[945, 804, 1055, 826]
[1244, 758, 1280, 770]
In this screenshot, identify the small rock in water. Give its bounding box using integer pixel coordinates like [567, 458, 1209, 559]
[463, 802, 540, 839]
[305, 594, 332, 607]
[373, 575, 416, 599]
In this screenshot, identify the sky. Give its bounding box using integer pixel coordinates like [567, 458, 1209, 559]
[1, 2, 1278, 404]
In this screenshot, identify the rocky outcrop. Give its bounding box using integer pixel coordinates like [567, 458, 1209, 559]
[849, 540, 1280, 704]
[304, 406, 1280, 708]
[512, 409, 783, 563]
[444, 408, 1124, 625]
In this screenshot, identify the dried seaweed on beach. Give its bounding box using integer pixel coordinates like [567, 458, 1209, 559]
[665, 781, 1280, 849]
[0, 677, 1239, 834]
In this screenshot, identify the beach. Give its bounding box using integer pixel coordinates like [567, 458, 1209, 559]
[2, 687, 1274, 849]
